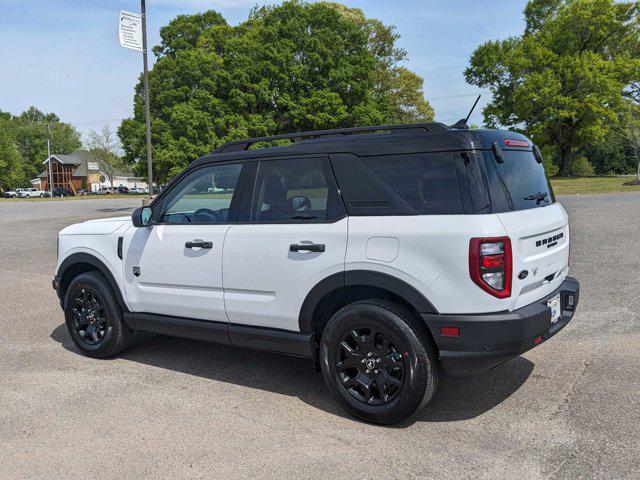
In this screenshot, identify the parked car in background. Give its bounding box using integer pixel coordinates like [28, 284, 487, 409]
[95, 187, 114, 195]
[17, 188, 45, 198]
[117, 186, 129, 194]
[129, 187, 145, 195]
[2, 188, 25, 198]
[48, 188, 73, 197]
[77, 189, 91, 196]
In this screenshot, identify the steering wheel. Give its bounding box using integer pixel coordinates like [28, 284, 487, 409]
[193, 208, 221, 223]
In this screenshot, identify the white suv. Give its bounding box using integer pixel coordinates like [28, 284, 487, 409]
[53, 123, 580, 424]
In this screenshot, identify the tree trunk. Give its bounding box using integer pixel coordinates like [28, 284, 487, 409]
[560, 146, 573, 177]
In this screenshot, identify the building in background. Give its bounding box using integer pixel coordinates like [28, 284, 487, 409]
[38, 150, 147, 192]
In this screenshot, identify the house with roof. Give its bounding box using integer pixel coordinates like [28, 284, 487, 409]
[37, 150, 147, 193]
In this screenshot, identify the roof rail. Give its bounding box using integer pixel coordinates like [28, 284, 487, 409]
[213, 122, 449, 154]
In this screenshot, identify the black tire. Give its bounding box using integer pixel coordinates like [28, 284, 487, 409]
[63, 271, 134, 358]
[320, 299, 438, 425]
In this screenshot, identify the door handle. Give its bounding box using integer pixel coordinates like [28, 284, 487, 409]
[185, 241, 213, 249]
[290, 243, 325, 252]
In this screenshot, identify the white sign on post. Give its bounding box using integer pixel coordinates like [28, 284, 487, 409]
[119, 10, 143, 51]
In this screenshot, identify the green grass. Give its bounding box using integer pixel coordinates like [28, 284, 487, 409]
[550, 176, 640, 195]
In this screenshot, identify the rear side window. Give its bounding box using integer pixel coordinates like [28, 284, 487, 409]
[249, 157, 345, 222]
[362, 153, 463, 214]
[485, 150, 555, 211]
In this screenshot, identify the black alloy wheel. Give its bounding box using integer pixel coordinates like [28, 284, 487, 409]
[320, 299, 438, 425]
[69, 285, 109, 346]
[335, 326, 405, 406]
[64, 271, 134, 358]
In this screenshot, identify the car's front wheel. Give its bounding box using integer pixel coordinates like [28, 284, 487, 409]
[64, 271, 134, 358]
[320, 299, 438, 425]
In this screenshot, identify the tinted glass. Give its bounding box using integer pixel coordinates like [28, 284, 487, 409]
[250, 157, 344, 222]
[363, 152, 463, 214]
[161, 163, 242, 224]
[491, 150, 555, 210]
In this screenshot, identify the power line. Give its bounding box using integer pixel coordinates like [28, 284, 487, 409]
[68, 117, 129, 126]
[429, 93, 482, 101]
[60, 93, 486, 127]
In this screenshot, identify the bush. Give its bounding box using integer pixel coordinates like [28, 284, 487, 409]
[571, 156, 595, 177]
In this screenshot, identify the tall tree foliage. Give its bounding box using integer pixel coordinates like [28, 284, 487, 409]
[465, 0, 640, 176]
[0, 117, 25, 190]
[119, 1, 433, 182]
[0, 107, 81, 189]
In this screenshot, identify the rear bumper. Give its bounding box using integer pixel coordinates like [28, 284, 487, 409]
[422, 277, 580, 376]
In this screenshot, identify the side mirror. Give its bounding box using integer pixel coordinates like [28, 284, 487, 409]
[132, 206, 153, 227]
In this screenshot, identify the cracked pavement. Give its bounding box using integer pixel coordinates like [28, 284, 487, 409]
[0, 195, 638, 479]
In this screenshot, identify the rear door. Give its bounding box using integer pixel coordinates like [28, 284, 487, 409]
[482, 148, 570, 309]
[223, 155, 348, 332]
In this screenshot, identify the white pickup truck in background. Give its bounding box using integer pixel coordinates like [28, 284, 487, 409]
[17, 188, 45, 198]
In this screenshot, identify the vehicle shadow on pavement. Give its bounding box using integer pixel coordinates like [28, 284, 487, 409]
[50, 324, 533, 427]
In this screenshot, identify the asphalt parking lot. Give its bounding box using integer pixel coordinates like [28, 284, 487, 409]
[0, 195, 639, 479]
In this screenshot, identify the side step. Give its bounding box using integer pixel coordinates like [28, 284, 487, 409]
[124, 312, 314, 358]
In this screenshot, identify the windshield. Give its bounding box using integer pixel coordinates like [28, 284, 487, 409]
[486, 149, 555, 211]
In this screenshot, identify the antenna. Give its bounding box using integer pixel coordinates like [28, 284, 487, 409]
[451, 94, 481, 129]
[465, 94, 481, 124]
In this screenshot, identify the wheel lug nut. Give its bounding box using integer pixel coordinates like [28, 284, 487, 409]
[361, 359, 366, 364]
[366, 369, 371, 374]
[374, 369, 379, 374]
[376, 358, 381, 363]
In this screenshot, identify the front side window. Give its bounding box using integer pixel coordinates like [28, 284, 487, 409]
[160, 163, 243, 224]
[250, 157, 344, 222]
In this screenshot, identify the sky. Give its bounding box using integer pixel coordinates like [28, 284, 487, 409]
[0, 0, 528, 143]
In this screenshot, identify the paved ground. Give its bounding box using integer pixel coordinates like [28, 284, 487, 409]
[0, 195, 638, 479]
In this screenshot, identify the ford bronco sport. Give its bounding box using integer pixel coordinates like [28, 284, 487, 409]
[53, 123, 579, 424]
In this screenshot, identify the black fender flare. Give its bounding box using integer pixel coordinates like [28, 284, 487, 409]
[298, 270, 438, 333]
[56, 252, 129, 312]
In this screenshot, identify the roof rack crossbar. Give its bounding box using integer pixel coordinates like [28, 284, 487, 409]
[213, 122, 449, 153]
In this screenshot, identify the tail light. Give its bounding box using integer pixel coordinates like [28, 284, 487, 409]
[469, 237, 512, 298]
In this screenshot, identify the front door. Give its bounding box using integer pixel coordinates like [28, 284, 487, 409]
[123, 162, 245, 321]
[223, 155, 348, 332]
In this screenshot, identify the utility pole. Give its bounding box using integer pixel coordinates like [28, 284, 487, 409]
[46, 124, 53, 196]
[141, 0, 154, 201]
[119, 3, 153, 202]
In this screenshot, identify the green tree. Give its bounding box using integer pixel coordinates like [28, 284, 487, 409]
[10, 107, 81, 179]
[119, 1, 433, 183]
[465, 0, 640, 176]
[0, 117, 26, 191]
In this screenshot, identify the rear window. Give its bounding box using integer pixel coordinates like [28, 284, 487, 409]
[362, 152, 463, 214]
[484, 150, 555, 211]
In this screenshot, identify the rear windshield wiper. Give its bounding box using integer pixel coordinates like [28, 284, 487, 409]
[523, 192, 549, 205]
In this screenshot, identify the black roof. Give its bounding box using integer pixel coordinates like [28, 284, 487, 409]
[190, 123, 531, 167]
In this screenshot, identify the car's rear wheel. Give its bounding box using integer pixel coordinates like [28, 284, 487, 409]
[64, 271, 133, 358]
[319, 299, 438, 425]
